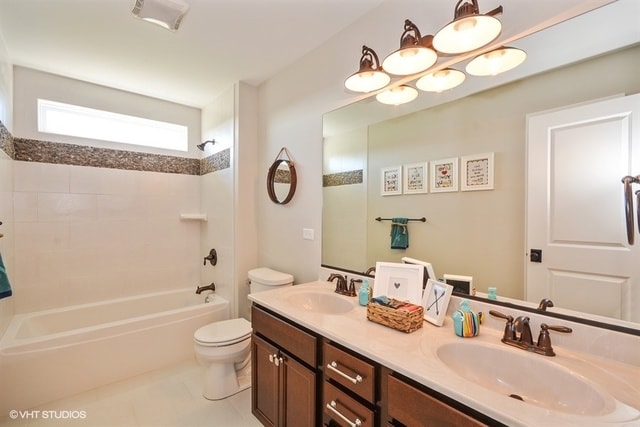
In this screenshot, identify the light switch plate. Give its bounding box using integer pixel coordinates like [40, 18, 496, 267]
[302, 228, 314, 240]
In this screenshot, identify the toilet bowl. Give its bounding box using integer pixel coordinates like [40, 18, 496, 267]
[193, 318, 252, 400]
[193, 267, 293, 400]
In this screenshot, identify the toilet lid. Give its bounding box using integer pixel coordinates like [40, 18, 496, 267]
[194, 318, 252, 346]
[248, 267, 294, 286]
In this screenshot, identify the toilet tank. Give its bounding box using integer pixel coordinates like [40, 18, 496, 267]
[248, 267, 294, 293]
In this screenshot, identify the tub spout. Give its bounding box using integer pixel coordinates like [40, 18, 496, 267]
[196, 282, 216, 294]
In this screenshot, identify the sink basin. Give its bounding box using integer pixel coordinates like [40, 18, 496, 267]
[436, 341, 612, 416]
[286, 291, 354, 314]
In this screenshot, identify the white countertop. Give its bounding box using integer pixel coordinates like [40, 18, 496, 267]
[249, 281, 640, 427]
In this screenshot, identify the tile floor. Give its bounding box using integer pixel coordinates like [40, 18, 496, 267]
[0, 359, 263, 427]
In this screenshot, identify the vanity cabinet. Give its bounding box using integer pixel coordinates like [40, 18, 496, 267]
[251, 305, 319, 427]
[385, 371, 491, 427]
[322, 341, 378, 427]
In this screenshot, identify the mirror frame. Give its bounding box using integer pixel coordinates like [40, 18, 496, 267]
[267, 159, 297, 204]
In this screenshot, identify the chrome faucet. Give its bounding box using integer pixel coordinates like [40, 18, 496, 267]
[328, 273, 350, 296]
[196, 282, 216, 294]
[490, 310, 572, 357]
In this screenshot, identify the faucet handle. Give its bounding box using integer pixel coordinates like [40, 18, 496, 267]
[536, 323, 572, 356]
[489, 310, 516, 341]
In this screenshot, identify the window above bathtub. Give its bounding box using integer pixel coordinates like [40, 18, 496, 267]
[37, 99, 189, 152]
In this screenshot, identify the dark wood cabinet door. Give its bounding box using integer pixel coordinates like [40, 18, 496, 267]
[281, 352, 316, 427]
[252, 334, 279, 427]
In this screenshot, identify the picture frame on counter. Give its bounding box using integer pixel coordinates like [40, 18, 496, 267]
[430, 157, 458, 193]
[422, 279, 454, 326]
[403, 162, 428, 194]
[373, 262, 423, 305]
[381, 165, 402, 196]
[461, 152, 494, 191]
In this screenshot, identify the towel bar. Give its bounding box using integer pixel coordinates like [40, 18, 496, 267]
[375, 216, 426, 222]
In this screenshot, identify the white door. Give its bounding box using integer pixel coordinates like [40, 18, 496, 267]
[526, 94, 640, 322]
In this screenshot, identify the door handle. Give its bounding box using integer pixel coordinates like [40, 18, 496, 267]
[622, 175, 640, 245]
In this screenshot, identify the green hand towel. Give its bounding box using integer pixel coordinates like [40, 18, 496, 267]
[0, 252, 12, 299]
[390, 217, 409, 249]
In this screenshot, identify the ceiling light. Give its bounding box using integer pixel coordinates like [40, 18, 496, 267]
[433, 0, 503, 54]
[375, 85, 418, 105]
[466, 47, 526, 76]
[382, 20, 438, 76]
[416, 68, 466, 92]
[344, 46, 391, 93]
[131, 0, 190, 31]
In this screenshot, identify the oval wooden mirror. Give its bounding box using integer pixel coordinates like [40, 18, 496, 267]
[267, 156, 297, 205]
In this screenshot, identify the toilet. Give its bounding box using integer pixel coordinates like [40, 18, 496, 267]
[193, 267, 293, 400]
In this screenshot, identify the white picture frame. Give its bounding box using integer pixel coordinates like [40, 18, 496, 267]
[373, 261, 423, 305]
[381, 166, 402, 196]
[403, 162, 428, 194]
[443, 274, 474, 295]
[422, 279, 454, 326]
[461, 152, 494, 191]
[430, 157, 458, 193]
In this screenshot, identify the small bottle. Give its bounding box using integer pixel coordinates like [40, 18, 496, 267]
[487, 287, 497, 300]
[359, 279, 370, 306]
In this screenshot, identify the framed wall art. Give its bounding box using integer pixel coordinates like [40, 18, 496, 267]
[373, 262, 423, 305]
[403, 162, 428, 194]
[422, 279, 454, 326]
[461, 152, 494, 191]
[430, 157, 458, 193]
[381, 166, 402, 196]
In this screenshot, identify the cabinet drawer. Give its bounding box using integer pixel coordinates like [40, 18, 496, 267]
[324, 381, 374, 427]
[387, 375, 486, 427]
[251, 305, 318, 368]
[323, 341, 375, 403]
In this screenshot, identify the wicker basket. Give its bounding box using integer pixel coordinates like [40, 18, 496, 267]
[366, 301, 424, 333]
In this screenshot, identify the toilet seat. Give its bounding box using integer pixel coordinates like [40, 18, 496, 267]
[194, 318, 252, 347]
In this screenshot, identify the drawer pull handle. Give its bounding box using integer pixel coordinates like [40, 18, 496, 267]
[327, 361, 363, 384]
[326, 400, 362, 427]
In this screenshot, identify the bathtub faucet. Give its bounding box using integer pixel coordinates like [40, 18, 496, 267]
[196, 282, 216, 294]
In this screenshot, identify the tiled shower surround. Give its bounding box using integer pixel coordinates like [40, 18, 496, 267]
[1, 123, 231, 313]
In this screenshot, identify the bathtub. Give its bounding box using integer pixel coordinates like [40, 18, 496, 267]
[0, 288, 229, 414]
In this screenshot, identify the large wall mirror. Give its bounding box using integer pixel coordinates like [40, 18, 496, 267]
[322, 2, 640, 332]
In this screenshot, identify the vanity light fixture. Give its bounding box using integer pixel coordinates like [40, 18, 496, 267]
[375, 85, 418, 105]
[466, 46, 527, 76]
[432, 0, 503, 54]
[131, 0, 190, 31]
[382, 20, 438, 76]
[416, 68, 466, 93]
[344, 46, 391, 93]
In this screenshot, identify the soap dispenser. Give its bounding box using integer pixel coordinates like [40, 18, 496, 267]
[359, 279, 370, 306]
[452, 299, 482, 337]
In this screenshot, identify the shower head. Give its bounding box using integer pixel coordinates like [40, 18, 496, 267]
[197, 139, 216, 151]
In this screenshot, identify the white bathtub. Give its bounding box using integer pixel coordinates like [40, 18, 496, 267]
[0, 288, 228, 414]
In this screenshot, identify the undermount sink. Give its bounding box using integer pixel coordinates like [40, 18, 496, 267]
[286, 291, 354, 314]
[436, 341, 612, 416]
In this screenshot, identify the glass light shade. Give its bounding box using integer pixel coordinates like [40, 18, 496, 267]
[376, 85, 418, 105]
[416, 69, 466, 92]
[466, 47, 526, 76]
[382, 46, 438, 76]
[345, 70, 391, 93]
[433, 14, 501, 54]
[132, 0, 189, 31]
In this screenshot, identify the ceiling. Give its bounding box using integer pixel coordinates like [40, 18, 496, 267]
[0, 0, 634, 109]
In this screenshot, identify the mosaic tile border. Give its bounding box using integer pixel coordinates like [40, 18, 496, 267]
[0, 121, 15, 159]
[323, 170, 363, 187]
[6, 135, 229, 176]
